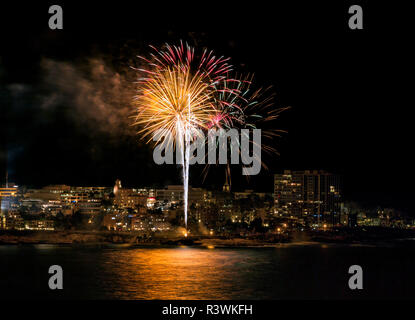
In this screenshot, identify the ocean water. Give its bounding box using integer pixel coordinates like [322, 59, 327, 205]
[1, 243, 415, 299]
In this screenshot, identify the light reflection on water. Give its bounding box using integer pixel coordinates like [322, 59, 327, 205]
[99, 247, 274, 299]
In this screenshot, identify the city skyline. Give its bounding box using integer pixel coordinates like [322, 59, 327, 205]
[1, 172, 410, 234]
[1, 168, 407, 215]
[0, 166, 411, 216]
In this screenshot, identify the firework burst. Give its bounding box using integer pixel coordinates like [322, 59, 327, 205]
[133, 42, 234, 144]
[205, 74, 290, 186]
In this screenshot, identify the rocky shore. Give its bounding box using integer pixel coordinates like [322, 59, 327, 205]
[2, 227, 414, 247]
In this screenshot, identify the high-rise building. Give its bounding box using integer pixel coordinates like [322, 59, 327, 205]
[274, 170, 342, 225]
[273, 171, 303, 217]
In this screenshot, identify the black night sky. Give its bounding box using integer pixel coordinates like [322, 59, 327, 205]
[1, 2, 413, 212]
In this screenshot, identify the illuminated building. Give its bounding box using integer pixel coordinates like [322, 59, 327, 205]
[1, 213, 24, 230]
[75, 201, 102, 215]
[0, 187, 18, 198]
[156, 185, 210, 206]
[0, 182, 19, 211]
[24, 186, 66, 202]
[273, 171, 303, 217]
[23, 185, 109, 216]
[129, 188, 157, 208]
[156, 185, 184, 203]
[114, 189, 147, 208]
[274, 170, 342, 225]
[24, 220, 55, 231]
[112, 180, 147, 209]
[0, 172, 18, 198]
[61, 191, 89, 203]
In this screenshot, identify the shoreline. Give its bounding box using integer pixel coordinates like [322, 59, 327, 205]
[1, 230, 415, 248]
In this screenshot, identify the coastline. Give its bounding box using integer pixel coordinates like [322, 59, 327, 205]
[1, 229, 415, 248]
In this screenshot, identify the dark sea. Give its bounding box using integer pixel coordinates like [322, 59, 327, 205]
[1, 242, 415, 299]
